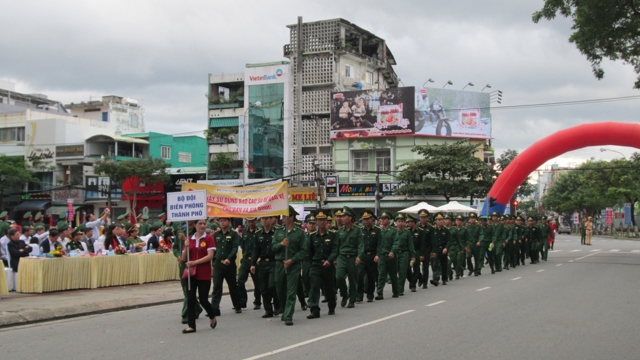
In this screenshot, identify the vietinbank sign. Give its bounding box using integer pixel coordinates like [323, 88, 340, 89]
[245, 63, 289, 85]
[248, 68, 284, 82]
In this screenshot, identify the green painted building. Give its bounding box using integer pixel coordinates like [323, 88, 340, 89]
[123, 132, 207, 168]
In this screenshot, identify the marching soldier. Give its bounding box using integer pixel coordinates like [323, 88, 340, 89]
[273, 206, 309, 325]
[251, 216, 281, 318]
[539, 216, 551, 261]
[211, 217, 243, 315]
[406, 214, 424, 292]
[326, 215, 334, 231]
[357, 210, 380, 303]
[527, 216, 541, 264]
[502, 215, 514, 270]
[443, 214, 455, 281]
[466, 213, 483, 276]
[492, 214, 508, 272]
[417, 210, 433, 289]
[307, 209, 338, 318]
[393, 213, 415, 296]
[480, 216, 495, 274]
[451, 215, 467, 279]
[336, 206, 362, 308]
[515, 215, 526, 268]
[238, 217, 261, 310]
[302, 214, 316, 298]
[376, 210, 398, 299]
[430, 213, 451, 285]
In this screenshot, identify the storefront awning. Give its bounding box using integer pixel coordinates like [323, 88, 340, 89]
[14, 200, 51, 212]
[324, 201, 418, 209]
[209, 117, 239, 128]
[86, 134, 149, 145]
[46, 205, 83, 216]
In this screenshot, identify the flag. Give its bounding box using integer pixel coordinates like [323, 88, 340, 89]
[246, 162, 254, 173]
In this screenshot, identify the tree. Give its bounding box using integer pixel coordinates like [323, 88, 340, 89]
[396, 140, 496, 203]
[496, 149, 536, 210]
[543, 169, 608, 217]
[209, 152, 235, 178]
[0, 155, 39, 211]
[533, 0, 640, 89]
[93, 158, 170, 220]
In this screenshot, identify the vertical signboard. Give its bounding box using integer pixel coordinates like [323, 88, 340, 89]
[605, 208, 613, 225]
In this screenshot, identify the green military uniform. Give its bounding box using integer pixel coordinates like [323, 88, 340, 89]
[66, 228, 85, 252]
[450, 215, 467, 279]
[479, 216, 495, 274]
[21, 211, 32, 229]
[237, 219, 261, 309]
[152, 213, 165, 229]
[392, 213, 415, 296]
[138, 215, 150, 237]
[357, 210, 380, 302]
[211, 224, 242, 315]
[407, 214, 425, 291]
[56, 219, 69, 230]
[417, 209, 433, 289]
[492, 215, 508, 272]
[376, 210, 398, 299]
[514, 216, 526, 268]
[431, 213, 451, 285]
[172, 230, 202, 323]
[502, 216, 514, 270]
[466, 213, 483, 276]
[273, 206, 309, 324]
[301, 214, 316, 298]
[33, 212, 45, 229]
[0, 211, 9, 238]
[252, 224, 280, 317]
[307, 209, 338, 317]
[335, 206, 362, 307]
[527, 216, 541, 264]
[539, 217, 551, 261]
[207, 220, 221, 232]
[126, 236, 144, 252]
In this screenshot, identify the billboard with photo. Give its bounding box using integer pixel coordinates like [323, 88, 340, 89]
[330, 87, 415, 139]
[414, 87, 491, 139]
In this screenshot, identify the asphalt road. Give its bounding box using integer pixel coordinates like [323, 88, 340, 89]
[2, 234, 640, 360]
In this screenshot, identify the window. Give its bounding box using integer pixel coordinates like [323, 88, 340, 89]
[366, 71, 374, 85]
[130, 114, 139, 127]
[345, 64, 353, 78]
[0, 127, 25, 142]
[102, 112, 108, 122]
[161, 146, 171, 159]
[352, 150, 369, 175]
[376, 149, 391, 173]
[178, 152, 191, 163]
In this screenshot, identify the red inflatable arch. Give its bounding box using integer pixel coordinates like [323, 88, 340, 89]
[483, 121, 640, 215]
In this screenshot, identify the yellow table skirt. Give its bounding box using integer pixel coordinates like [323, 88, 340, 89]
[16, 253, 180, 293]
[0, 268, 8, 295]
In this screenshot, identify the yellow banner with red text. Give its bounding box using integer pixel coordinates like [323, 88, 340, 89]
[181, 182, 290, 218]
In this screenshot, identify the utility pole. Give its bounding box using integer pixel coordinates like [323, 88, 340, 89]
[314, 158, 322, 210]
[295, 16, 303, 186]
[375, 172, 381, 217]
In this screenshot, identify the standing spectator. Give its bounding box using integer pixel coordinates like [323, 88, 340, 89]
[85, 208, 110, 243]
[7, 228, 32, 272]
[19, 226, 33, 242]
[549, 219, 557, 250]
[585, 216, 593, 245]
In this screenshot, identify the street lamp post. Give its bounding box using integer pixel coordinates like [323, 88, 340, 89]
[600, 148, 627, 159]
[481, 84, 492, 92]
[443, 80, 453, 89]
[462, 82, 474, 90]
[242, 101, 262, 187]
[422, 78, 434, 87]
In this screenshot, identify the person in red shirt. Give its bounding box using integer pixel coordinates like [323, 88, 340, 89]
[549, 219, 557, 250]
[180, 219, 216, 334]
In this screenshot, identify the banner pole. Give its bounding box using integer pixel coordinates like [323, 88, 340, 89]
[186, 224, 191, 291]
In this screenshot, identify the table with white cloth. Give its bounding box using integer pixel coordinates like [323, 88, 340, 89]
[1, 268, 10, 295]
[16, 253, 180, 294]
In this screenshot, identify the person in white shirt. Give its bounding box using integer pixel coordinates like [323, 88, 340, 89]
[58, 227, 71, 249]
[19, 227, 33, 242]
[33, 226, 50, 244]
[1, 234, 9, 267]
[85, 208, 110, 242]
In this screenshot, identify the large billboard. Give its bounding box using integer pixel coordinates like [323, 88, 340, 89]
[329, 86, 491, 140]
[330, 87, 415, 139]
[414, 87, 491, 139]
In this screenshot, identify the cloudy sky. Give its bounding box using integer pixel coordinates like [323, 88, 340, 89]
[2, 0, 638, 170]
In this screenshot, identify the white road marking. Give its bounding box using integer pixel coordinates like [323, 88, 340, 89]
[568, 260, 574, 263]
[426, 301, 446, 307]
[610, 249, 620, 252]
[549, 250, 563, 253]
[590, 249, 602, 252]
[243, 310, 416, 360]
[512, 277, 522, 281]
[575, 253, 599, 261]
[536, 270, 545, 273]
[476, 287, 491, 292]
[565, 240, 571, 241]
[556, 264, 563, 266]
[631, 250, 640, 253]
[570, 250, 582, 252]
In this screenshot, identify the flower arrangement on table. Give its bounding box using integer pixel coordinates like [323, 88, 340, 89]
[49, 249, 66, 257]
[156, 245, 171, 253]
[114, 245, 128, 255]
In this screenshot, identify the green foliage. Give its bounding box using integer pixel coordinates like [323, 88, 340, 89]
[94, 157, 170, 217]
[496, 149, 536, 199]
[543, 154, 640, 225]
[396, 140, 496, 203]
[518, 199, 537, 212]
[209, 152, 234, 174]
[0, 154, 39, 211]
[533, 0, 640, 89]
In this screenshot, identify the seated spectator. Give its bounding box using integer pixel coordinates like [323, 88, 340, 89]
[81, 227, 95, 253]
[160, 228, 174, 249]
[7, 228, 32, 272]
[104, 224, 127, 250]
[20, 226, 33, 242]
[66, 227, 88, 254]
[41, 229, 63, 254]
[58, 226, 71, 248]
[126, 226, 145, 252]
[147, 226, 161, 251]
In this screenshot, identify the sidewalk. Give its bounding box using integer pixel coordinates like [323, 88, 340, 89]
[0, 280, 253, 328]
